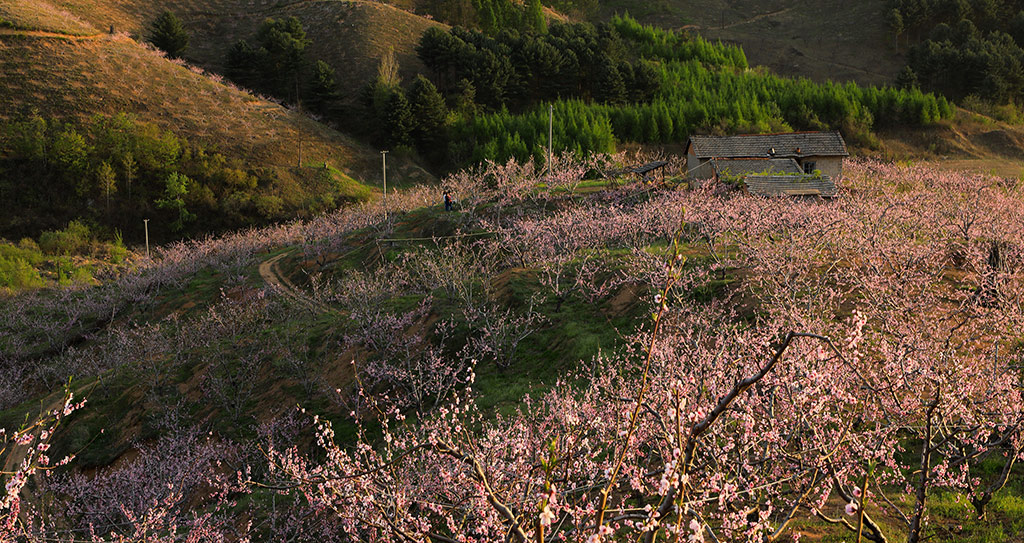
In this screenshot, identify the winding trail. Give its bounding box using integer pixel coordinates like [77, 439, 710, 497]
[719, 6, 795, 29]
[0, 28, 104, 40]
[258, 250, 334, 314]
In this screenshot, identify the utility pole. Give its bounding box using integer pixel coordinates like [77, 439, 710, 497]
[381, 150, 388, 222]
[548, 104, 553, 178]
[143, 218, 150, 259]
[296, 78, 303, 168]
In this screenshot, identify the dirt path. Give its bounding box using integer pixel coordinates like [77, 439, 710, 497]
[0, 28, 103, 40]
[718, 7, 795, 30]
[258, 251, 334, 314]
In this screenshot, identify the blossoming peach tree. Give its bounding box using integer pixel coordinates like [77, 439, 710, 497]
[264, 159, 1024, 543]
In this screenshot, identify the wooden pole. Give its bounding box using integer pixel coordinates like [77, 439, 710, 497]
[381, 150, 388, 222]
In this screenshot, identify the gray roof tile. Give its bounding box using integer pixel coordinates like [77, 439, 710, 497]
[689, 131, 848, 159]
[744, 174, 838, 197]
[712, 158, 803, 176]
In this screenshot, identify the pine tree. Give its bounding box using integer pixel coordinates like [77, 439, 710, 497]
[307, 60, 339, 115]
[887, 9, 903, 49]
[256, 17, 311, 101]
[409, 75, 448, 150]
[596, 63, 627, 104]
[454, 79, 480, 118]
[384, 90, 414, 148]
[226, 40, 261, 90]
[896, 66, 919, 90]
[526, 0, 546, 34]
[148, 11, 190, 59]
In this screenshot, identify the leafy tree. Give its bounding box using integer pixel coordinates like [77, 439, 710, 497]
[121, 153, 137, 201]
[147, 11, 190, 59]
[157, 172, 195, 232]
[50, 128, 89, 194]
[6, 112, 47, 161]
[96, 161, 116, 211]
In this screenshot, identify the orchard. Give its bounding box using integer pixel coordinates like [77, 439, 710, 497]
[2, 156, 1023, 542]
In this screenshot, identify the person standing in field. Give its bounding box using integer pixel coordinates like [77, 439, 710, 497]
[444, 191, 453, 212]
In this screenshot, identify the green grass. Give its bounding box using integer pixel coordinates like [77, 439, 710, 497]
[925, 489, 1024, 542]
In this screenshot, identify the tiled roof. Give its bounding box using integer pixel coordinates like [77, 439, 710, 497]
[688, 131, 848, 159]
[744, 174, 837, 198]
[630, 160, 670, 175]
[712, 158, 803, 177]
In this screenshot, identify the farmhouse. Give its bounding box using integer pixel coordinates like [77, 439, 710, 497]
[685, 131, 849, 180]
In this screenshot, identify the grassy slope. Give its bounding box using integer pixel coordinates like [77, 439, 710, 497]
[0, 0, 96, 35]
[594, 0, 902, 88]
[41, 0, 443, 104]
[0, 199, 646, 467]
[874, 109, 1024, 178]
[0, 0, 434, 190]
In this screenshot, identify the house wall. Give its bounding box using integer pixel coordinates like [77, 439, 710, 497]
[798, 156, 843, 178]
[686, 154, 713, 179]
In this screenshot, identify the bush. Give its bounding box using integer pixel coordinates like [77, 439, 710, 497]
[38, 221, 93, 256]
[108, 230, 128, 264]
[0, 256, 44, 290]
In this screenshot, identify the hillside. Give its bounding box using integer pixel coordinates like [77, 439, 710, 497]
[0, 12, 430, 182]
[27, 0, 443, 104]
[0, 0, 441, 249]
[595, 0, 903, 87]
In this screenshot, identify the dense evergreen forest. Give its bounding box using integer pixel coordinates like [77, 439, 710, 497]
[890, 0, 1024, 109]
[225, 16, 339, 112]
[393, 16, 951, 168]
[216, 12, 951, 171]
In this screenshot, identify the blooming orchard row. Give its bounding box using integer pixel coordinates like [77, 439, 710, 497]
[275, 159, 1024, 542]
[3, 156, 1024, 542]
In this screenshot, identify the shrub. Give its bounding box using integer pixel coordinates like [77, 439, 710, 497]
[108, 230, 128, 264]
[0, 256, 44, 291]
[38, 221, 93, 256]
